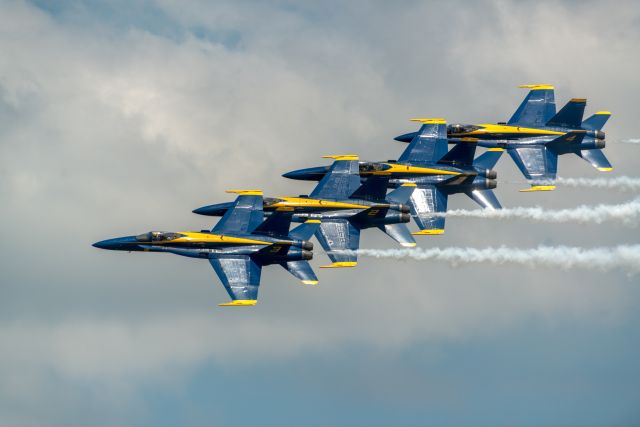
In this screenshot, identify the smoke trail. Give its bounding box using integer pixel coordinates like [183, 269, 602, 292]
[348, 245, 640, 274]
[440, 199, 640, 225]
[619, 138, 640, 144]
[553, 177, 640, 192]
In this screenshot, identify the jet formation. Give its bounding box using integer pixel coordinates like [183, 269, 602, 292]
[94, 85, 613, 306]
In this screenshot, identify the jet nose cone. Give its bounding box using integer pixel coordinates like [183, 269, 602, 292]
[92, 239, 111, 249]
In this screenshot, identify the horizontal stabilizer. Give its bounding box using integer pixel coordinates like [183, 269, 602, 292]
[379, 223, 416, 247]
[281, 260, 318, 285]
[545, 98, 586, 128]
[578, 149, 613, 172]
[465, 189, 502, 210]
[581, 112, 611, 131]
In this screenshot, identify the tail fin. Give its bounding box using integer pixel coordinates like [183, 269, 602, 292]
[397, 119, 448, 164]
[473, 148, 504, 170]
[508, 85, 556, 128]
[581, 111, 611, 131]
[578, 149, 613, 172]
[281, 260, 318, 285]
[437, 141, 477, 166]
[349, 175, 390, 202]
[386, 183, 416, 204]
[378, 223, 416, 248]
[289, 219, 321, 241]
[546, 98, 586, 128]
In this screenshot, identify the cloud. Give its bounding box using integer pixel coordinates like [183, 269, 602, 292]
[1, 0, 640, 425]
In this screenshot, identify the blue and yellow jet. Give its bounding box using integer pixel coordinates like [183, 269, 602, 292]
[396, 85, 612, 191]
[194, 156, 416, 268]
[283, 120, 504, 235]
[93, 190, 320, 306]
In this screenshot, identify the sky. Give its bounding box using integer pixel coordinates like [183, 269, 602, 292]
[1, 0, 639, 426]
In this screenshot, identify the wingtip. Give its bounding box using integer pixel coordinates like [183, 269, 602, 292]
[219, 299, 257, 307]
[518, 84, 555, 90]
[520, 185, 556, 192]
[597, 167, 613, 172]
[410, 118, 447, 124]
[412, 229, 444, 236]
[400, 242, 417, 247]
[320, 262, 357, 268]
[225, 190, 263, 196]
[301, 280, 319, 285]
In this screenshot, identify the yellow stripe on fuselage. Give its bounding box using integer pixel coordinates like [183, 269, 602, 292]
[169, 232, 272, 245]
[457, 124, 565, 137]
[363, 163, 462, 176]
[267, 197, 373, 210]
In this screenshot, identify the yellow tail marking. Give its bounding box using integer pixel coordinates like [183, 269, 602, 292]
[487, 148, 505, 152]
[569, 98, 587, 103]
[305, 219, 321, 223]
[226, 190, 263, 195]
[320, 262, 357, 268]
[412, 229, 444, 236]
[410, 118, 446, 124]
[301, 280, 318, 285]
[520, 185, 556, 192]
[595, 111, 611, 115]
[322, 155, 359, 161]
[401, 182, 417, 187]
[598, 167, 613, 172]
[219, 300, 257, 307]
[518, 84, 554, 90]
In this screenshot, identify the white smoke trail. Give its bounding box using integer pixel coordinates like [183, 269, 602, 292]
[440, 199, 640, 226]
[553, 177, 640, 192]
[347, 245, 640, 274]
[619, 138, 640, 144]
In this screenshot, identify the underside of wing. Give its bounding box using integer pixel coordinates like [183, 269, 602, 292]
[209, 255, 262, 306]
[508, 146, 558, 183]
[408, 185, 448, 235]
[315, 220, 361, 268]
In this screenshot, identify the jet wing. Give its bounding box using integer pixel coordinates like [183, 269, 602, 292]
[209, 255, 262, 306]
[507, 146, 558, 182]
[507, 85, 556, 128]
[212, 191, 264, 234]
[408, 185, 448, 235]
[309, 157, 361, 200]
[316, 219, 361, 268]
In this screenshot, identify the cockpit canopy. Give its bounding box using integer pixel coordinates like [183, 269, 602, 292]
[447, 124, 481, 135]
[359, 162, 389, 173]
[135, 231, 185, 242]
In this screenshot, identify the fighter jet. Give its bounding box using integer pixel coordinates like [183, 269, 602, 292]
[93, 190, 320, 306]
[194, 155, 416, 268]
[283, 120, 504, 235]
[395, 85, 612, 191]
